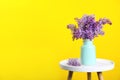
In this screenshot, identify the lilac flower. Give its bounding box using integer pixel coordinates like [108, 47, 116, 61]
[67, 58, 80, 66]
[67, 14, 112, 40]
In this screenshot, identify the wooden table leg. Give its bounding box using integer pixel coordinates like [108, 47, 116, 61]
[97, 72, 104, 80]
[87, 72, 91, 80]
[67, 71, 73, 80]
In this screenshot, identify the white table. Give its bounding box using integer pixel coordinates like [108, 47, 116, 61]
[60, 58, 114, 80]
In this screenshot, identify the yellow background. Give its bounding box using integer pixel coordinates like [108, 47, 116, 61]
[0, 0, 119, 80]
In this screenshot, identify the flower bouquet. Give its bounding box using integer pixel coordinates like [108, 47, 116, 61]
[67, 14, 112, 65]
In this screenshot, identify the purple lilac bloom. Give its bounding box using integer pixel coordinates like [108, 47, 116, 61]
[67, 14, 112, 40]
[67, 58, 80, 66]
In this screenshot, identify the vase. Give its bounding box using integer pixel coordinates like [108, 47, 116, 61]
[81, 39, 96, 66]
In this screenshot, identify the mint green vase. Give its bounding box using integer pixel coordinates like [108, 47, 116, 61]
[81, 39, 96, 66]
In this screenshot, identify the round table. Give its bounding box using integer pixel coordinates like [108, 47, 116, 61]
[60, 58, 114, 80]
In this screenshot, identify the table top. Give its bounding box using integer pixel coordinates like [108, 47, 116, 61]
[60, 58, 114, 72]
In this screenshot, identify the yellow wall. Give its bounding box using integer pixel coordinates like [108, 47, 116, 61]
[0, 0, 119, 80]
